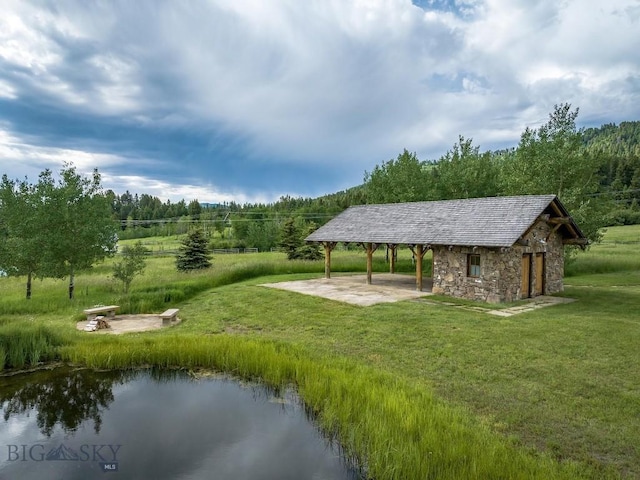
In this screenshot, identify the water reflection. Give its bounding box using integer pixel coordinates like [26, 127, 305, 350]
[0, 367, 133, 436]
[0, 368, 361, 480]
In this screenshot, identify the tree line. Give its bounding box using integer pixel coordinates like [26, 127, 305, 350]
[111, 105, 640, 252]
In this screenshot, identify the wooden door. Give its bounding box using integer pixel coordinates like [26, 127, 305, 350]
[535, 253, 545, 295]
[521, 254, 531, 299]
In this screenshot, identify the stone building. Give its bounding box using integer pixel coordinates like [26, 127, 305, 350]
[305, 195, 587, 303]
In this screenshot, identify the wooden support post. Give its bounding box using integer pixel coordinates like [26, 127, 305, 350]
[408, 244, 429, 291]
[366, 243, 373, 284]
[416, 244, 423, 291]
[387, 244, 397, 274]
[323, 242, 336, 279]
[367, 243, 378, 284]
[361, 243, 379, 285]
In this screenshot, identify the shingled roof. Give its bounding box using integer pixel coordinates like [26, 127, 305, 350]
[305, 195, 586, 248]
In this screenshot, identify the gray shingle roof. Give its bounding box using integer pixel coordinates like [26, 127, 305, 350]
[306, 195, 582, 247]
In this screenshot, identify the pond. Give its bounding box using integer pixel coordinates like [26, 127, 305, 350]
[0, 368, 362, 480]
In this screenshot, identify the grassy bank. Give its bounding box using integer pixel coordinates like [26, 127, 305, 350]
[0, 226, 638, 478]
[60, 334, 590, 480]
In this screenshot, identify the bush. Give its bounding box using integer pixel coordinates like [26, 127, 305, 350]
[605, 208, 640, 226]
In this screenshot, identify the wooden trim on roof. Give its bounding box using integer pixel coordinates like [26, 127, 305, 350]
[547, 216, 572, 225]
[549, 200, 564, 217]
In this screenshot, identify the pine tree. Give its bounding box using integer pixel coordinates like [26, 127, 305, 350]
[279, 217, 301, 260]
[176, 229, 212, 271]
[295, 223, 323, 261]
[278, 218, 323, 261]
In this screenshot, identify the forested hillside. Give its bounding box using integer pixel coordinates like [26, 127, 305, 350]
[109, 106, 640, 250]
[585, 121, 640, 225]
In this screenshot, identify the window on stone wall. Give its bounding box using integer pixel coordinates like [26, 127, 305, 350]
[467, 254, 481, 277]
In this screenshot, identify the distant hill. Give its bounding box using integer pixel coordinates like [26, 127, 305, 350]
[583, 121, 640, 156]
[582, 122, 640, 215]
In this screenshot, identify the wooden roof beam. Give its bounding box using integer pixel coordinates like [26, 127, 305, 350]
[548, 216, 572, 225]
[549, 199, 564, 216]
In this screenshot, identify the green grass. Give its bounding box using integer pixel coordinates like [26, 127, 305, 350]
[0, 228, 639, 478]
[60, 335, 590, 479]
[0, 322, 71, 369]
[599, 224, 640, 244]
[0, 247, 423, 317]
[566, 225, 640, 278]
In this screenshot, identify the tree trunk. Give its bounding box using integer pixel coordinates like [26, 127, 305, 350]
[68, 266, 75, 300]
[26, 271, 32, 300]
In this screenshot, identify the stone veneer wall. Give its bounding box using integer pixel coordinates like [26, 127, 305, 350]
[431, 219, 565, 303]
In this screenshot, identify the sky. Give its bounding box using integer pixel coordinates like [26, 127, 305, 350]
[1, 0, 639, 205]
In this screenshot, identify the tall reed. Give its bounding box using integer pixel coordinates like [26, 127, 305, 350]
[60, 335, 595, 480]
[0, 323, 68, 369]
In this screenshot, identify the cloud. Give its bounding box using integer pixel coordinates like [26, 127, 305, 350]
[0, 125, 125, 178]
[0, 0, 638, 202]
[101, 174, 281, 205]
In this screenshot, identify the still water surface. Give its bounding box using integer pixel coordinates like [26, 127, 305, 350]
[0, 368, 361, 479]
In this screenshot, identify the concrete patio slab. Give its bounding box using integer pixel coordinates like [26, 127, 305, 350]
[260, 274, 432, 306]
[261, 274, 574, 314]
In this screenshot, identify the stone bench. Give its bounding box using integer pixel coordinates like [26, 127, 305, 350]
[160, 308, 179, 326]
[84, 305, 119, 321]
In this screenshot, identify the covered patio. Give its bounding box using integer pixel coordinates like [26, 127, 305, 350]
[261, 273, 433, 306]
[313, 242, 432, 291]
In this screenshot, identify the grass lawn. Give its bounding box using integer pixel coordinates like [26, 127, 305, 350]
[1, 226, 639, 478]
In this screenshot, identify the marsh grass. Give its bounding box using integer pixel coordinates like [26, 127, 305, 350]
[60, 335, 590, 480]
[0, 323, 69, 369]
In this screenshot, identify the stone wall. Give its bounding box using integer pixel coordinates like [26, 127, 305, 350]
[431, 219, 565, 303]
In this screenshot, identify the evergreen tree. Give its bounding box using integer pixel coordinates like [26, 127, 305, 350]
[295, 223, 324, 261]
[278, 217, 301, 260]
[188, 199, 202, 220]
[278, 218, 323, 261]
[176, 229, 212, 271]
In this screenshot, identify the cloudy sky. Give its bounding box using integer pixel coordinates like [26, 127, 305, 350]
[1, 0, 639, 204]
